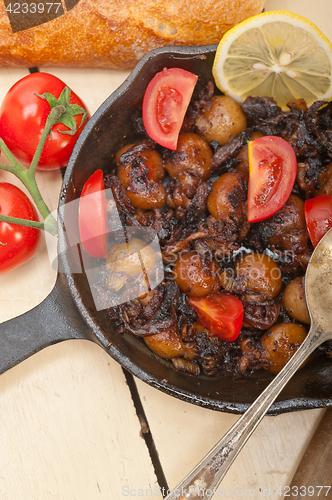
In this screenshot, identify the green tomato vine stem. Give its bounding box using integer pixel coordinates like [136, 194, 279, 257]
[0, 88, 87, 238]
[0, 214, 45, 232]
[0, 122, 60, 237]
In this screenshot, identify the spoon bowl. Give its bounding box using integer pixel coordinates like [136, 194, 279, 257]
[164, 228, 332, 500]
[305, 228, 332, 335]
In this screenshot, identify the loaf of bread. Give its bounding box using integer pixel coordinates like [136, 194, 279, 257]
[0, 0, 266, 69]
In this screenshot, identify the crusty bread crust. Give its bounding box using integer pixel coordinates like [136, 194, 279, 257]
[1, 0, 266, 68]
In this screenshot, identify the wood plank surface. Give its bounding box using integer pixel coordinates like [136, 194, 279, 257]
[0, 0, 331, 498]
[136, 380, 323, 497]
[0, 342, 157, 500]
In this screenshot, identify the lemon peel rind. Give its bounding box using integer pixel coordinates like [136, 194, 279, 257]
[212, 10, 332, 109]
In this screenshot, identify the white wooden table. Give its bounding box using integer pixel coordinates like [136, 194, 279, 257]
[0, 1, 330, 498]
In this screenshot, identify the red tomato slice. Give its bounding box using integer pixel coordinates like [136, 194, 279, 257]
[142, 67, 198, 150]
[78, 170, 107, 258]
[189, 293, 243, 342]
[305, 194, 332, 247]
[248, 136, 297, 223]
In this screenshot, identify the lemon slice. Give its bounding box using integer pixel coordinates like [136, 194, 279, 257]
[212, 10, 332, 110]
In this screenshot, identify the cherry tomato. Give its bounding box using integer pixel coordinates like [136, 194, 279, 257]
[78, 170, 107, 258]
[142, 67, 198, 150]
[189, 293, 243, 342]
[0, 72, 90, 171]
[304, 194, 332, 247]
[247, 136, 297, 223]
[0, 182, 40, 274]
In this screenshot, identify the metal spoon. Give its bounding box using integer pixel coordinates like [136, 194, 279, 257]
[164, 228, 332, 500]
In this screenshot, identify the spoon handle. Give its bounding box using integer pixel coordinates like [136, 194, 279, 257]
[164, 330, 319, 500]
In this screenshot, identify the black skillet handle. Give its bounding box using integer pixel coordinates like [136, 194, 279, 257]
[0, 272, 94, 375]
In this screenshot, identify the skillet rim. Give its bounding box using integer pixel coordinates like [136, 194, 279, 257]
[60, 44, 332, 415]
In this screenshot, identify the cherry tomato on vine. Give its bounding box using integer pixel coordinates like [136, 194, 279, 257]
[0, 182, 41, 274]
[78, 170, 107, 258]
[0, 72, 90, 171]
[247, 135, 297, 223]
[142, 67, 198, 150]
[189, 293, 243, 342]
[305, 194, 332, 247]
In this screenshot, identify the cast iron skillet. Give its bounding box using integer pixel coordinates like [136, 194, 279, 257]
[1, 45, 332, 415]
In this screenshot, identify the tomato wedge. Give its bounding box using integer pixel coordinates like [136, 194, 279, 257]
[304, 194, 332, 247]
[189, 293, 243, 342]
[78, 170, 107, 258]
[142, 67, 198, 150]
[248, 136, 297, 223]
